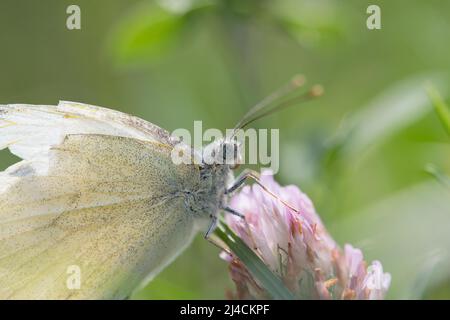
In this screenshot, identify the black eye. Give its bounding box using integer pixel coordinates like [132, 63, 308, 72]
[222, 145, 227, 160]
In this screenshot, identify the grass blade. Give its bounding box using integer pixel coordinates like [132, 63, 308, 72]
[427, 84, 450, 136]
[425, 163, 450, 188]
[215, 223, 295, 300]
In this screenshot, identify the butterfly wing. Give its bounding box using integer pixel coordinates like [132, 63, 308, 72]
[0, 100, 179, 160]
[0, 103, 201, 299]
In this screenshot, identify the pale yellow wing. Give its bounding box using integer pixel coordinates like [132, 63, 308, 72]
[0, 129, 200, 299]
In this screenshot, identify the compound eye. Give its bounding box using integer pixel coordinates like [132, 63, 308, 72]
[221, 143, 229, 161]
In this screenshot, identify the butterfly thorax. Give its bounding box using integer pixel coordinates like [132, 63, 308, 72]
[183, 138, 240, 227]
[190, 163, 232, 221]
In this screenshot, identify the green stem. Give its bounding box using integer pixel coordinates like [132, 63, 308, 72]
[215, 223, 295, 300]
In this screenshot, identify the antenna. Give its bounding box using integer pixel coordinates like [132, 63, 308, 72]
[231, 75, 323, 138]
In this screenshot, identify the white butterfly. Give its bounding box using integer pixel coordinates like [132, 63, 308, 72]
[0, 77, 317, 299]
[0, 101, 249, 299]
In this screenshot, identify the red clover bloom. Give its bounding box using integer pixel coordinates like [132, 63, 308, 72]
[221, 171, 390, 300]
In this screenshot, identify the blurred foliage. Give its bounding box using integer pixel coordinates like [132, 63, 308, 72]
[110, 0, 352, 67]
[426, 163, 450, 189]
[1, 0, 450, 299]
[427, 85, 450, 136]
[425, 86, 450, 188]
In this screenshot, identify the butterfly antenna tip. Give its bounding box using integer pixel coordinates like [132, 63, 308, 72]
[309, 84, 324, 97]
[291, 74, 306, 88]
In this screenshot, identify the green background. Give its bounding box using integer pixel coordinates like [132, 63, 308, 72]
[0, 0, 449, 299]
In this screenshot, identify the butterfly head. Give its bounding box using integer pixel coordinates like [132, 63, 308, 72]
[205, 138, 241, 169]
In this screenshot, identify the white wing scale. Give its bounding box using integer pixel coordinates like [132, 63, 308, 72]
[0, 100, 179, 160]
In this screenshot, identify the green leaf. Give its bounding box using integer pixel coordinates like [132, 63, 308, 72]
[334, 74, 447, 158]
[270, 0, 348, 47]
[109, 3, 186, 65]
[214, 223, 295, 300]
[426, 84, 450, 136]
[425, 163, 450, 188]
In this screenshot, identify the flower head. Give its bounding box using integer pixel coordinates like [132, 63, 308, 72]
[222, 171, 390, 300]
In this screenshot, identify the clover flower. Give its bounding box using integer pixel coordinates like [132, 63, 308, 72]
[221, 171, 391, 300]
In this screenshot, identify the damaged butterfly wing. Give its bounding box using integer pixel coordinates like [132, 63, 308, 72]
[0, 102, 200, 299]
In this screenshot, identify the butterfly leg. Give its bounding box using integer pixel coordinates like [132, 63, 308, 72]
[204, 208, 247, 236]
[204, 215, 218, 239]
[204, 216, 233, 254]
[222, 207, 259, 253]
[223, 206, 245, 219]
[225, 169, 260, 194]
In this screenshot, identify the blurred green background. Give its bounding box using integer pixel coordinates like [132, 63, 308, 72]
[1, 0, 449, 299]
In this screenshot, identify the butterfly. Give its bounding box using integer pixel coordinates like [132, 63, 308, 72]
[0, 76, 320, 299]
